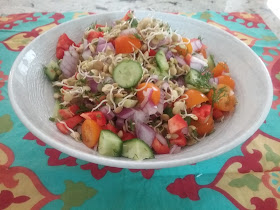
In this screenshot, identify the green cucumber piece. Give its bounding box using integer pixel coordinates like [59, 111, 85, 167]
[207, 55, 215, 71]
[113, 60, 143, 88]
[98, 130, 123, 157]
[152, 66, 169, 79]
[115, 98, 138, 108]
[44, 60, 61, 81]
[122, 138, 154, 160]
[185, 68, 201, 86]
[156, 50, 169, 72]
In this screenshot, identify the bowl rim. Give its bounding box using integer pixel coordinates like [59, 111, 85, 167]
[8, 11, 273, 169]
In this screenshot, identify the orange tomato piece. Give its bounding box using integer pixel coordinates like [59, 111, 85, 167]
[207, 84, 236, 112]
[183, 89, 209, 109]
[191, 115, 214, 137]
[175, 38, 193, 56]
[217, 75, 235, 90]
[81, 119, 101, 148]
[115, 35, 142, 54]
[137, 83, 161, 105]
[212, 62, 229, 77]
[200, 45, 207, 59]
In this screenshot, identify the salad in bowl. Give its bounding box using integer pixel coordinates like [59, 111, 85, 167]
[44, 11, 237, 160]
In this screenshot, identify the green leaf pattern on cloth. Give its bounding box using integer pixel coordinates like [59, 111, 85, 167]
[229, 174, 261, 191]
[0, 114, 13, 134]
[60, 180, 97, 210]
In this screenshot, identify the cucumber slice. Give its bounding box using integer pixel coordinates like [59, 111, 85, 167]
[156, 50, 169, 72]
[44, 60, 61, 81]
[152, 66, 169, 79]
[122, 138, 154, 160]
[113, 60, 143, 88]
[207, 55, 215, 71]
[98, 130, 123, 157]
[185, 68, 201, 86]
[185, 69, 211, 93]
[115, 98, 138, 108]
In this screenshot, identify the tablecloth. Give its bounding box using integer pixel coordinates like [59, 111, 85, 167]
[0, 11, 280, 210]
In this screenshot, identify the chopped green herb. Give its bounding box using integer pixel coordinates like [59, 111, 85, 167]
[211, 86, 228, 104]
[49, 117, 56, 122]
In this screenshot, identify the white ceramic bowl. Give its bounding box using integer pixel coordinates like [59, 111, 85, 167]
[8, 11, 272, 169]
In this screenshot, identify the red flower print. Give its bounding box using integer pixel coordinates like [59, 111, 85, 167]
[0, 190, 30, 209]
[45, 148, 78, 166]
[80, 163, 122, 180]
[166, 175, 201, 200]
[23, 132, 46, 146]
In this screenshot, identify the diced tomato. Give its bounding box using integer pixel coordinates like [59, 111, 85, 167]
[152, 137, 170, 154]
[102, 123, 118, 134]
[95, 24, 105, 29]
[192, 104, 212, 123]
[87, 31, 104, 43]
[184, 53, 192, 66]
[56, 115, 83, 134]
[68, 104, 79, 115]
[122, 10, 133, 21]
[191, 115, 214, 137]
[62, 86, 71, 90]
[56, 33, 75, 59]
[149, 49, 157, 56]
[122, 132, 136, 141]
[58, 104, 80, 120]
[58, 109, 73, 120]
[80, 111, 107, 126]
[168, 114, 188, 134]
[213, 108, 224, 120]
[170, 131, 187, 147]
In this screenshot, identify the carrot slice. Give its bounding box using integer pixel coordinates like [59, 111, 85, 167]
[81, 119, 101, 148]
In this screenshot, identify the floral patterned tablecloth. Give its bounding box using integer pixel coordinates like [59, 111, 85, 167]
[0, 11, 280, 210]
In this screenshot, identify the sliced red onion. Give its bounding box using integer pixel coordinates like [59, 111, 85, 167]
[190, 56, 208, 71]
[88, 79, 98, 92]
[82, 39, 91, 60]
[120, 28, 137, 36]
[135, 123, 155, 147]
[98, 37, 106, 45]
[181, 127, 188, 135]
[116, 117, 125, 129]
[69, 45, 79, 59]
[140, 88, 153, 108]
[165, 51, 173, 60]
[96, 42, 115, 53]
[116, 108, 136, 119]
[60, 46, 78, 78]
[133, 110, 149, 123]
[169, 145, 182, 154]
[209, 77, 218, 86]
[161, 82, 170, 91]
[174, 55, 187, 66]
[143, 101, 158, 115]
[158, 37, 171, 47]
[156, 133, 168, 145]
[177, 76, 185, 86]
[100, 106, 115, 120]
[191, 39, 203, 52]
[193, 53, 205, 60]
[156, 91, 165, 115]
[93, 143, 98, 151]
